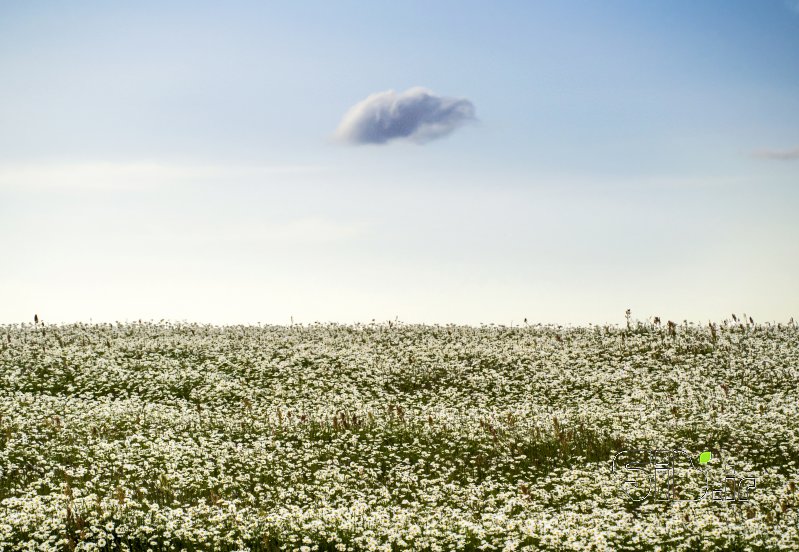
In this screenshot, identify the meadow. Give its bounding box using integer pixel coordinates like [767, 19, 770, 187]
[0, 318, 796, 551]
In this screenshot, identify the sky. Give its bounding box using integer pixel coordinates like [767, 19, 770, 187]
[1, 0, 798, 326]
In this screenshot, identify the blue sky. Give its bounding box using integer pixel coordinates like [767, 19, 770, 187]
[1, 0, 797, 325]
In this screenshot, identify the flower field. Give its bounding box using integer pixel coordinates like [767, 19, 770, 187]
[0, 319, 797, 551]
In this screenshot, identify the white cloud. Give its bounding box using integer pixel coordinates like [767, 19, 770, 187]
[123, 217, 368, 247]
[215, 218, 367, 244]
[752, 147, 799, 161]
[334, 87, 476, 145]
[0, 162, 324, 190]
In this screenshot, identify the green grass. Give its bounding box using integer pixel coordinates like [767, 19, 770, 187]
[0, 319, 797, 551]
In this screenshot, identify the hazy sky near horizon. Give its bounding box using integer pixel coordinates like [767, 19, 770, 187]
[1, 0, 798, 326]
